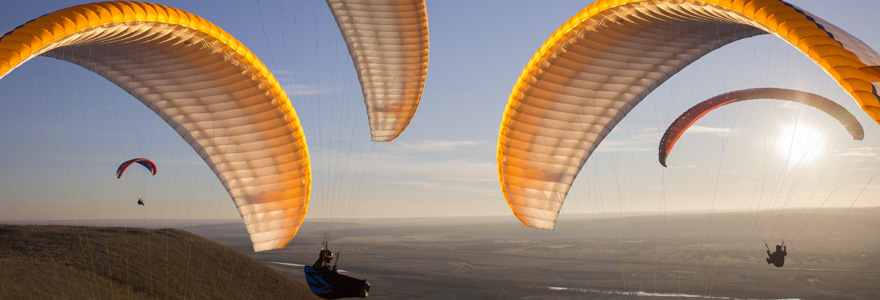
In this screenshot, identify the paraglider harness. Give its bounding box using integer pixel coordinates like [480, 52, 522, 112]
[765, 242, 787, 268]
[137, 198, 145, 206]
[304, 241, 370, 299]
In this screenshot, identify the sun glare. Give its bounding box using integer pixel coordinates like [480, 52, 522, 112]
[774, 123, 824, 163]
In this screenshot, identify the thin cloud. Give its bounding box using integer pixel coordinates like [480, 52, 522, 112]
[282, 84, 336, 96]
[394, 181, 442, 189]
[380, 159, 496, 183]
[315, 148, 500, 196]
[309, 147, 496, 183]
[595, 126, 735, 153]
[665, 164, 702, 169]
[684, 125, 733, 134]
[55, 155, 205, 166]
[393, 180, 499, 196]
[270, 70, 305, 84]
[595, 132, 658, 153]
[849, 183, 880, 190]
[694, 181, 761, 188]
[271, 69, 297, 77]
[395, 140, 486, 152]
[643, 125, 734, 135]
[833, 147, 880, 158]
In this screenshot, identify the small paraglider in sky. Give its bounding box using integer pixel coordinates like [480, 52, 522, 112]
[117, 158, 156, 207]
[659, 88, 865, 167]
[116, 158, 157, 179]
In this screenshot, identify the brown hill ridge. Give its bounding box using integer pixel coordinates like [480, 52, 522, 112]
[0, 224, 318, 300]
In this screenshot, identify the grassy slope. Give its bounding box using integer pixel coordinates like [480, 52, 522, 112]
[0, 225, 319, 300]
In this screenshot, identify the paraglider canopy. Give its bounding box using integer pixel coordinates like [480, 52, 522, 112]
[325, 0, 429, 142]
[498, 0, 880, 230]
[659, 88, 865, 167]
[0, 1, 311, 252]
[116, 158, 157, 179]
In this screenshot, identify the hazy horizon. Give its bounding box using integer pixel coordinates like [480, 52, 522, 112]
[5, 205, 875, 243]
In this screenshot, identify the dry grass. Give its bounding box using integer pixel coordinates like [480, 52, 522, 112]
[0, 225, 319, 300]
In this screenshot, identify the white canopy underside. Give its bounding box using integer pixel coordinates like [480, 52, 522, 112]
[39, 21, 309, 251]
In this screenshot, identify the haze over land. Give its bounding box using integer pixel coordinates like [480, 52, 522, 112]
[3, 207, 878, 299]
[194, 207, 879, 300]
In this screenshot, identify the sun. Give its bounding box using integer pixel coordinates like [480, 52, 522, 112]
[774, 123, 824, 163]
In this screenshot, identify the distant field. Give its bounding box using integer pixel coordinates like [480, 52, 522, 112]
[193, 207, 880, 300]
[3, 208, 877, 299]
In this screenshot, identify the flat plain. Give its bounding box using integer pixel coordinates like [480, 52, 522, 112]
[190, 207, 880, 300]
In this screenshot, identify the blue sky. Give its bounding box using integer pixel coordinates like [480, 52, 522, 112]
[1, 0, 880, 227]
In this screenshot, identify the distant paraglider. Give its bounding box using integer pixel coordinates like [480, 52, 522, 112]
[659, 88, 865, 167]
[117, 158, 156, 207]
[116, 158, 157, 179]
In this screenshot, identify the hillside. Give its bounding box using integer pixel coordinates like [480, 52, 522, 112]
[0, 225, 319, 300]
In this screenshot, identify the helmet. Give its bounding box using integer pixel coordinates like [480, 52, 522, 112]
[324, 250, 334, 261]
[775, 245, 782, 251]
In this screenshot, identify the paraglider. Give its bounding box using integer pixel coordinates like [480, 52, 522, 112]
[497, 0, 880, 230]
[310, 1, 430, 294]
[116, 158, 157, 179]
[305, 244, 370, 299]
[659, 88, 865, 167]
[0, 1, 311, 252]
[766, 243, 788, 268]
[117, 158, 156, 206]
[326, 0, 430, 142]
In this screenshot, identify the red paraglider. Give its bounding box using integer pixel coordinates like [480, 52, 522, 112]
[659, 88, 864, 167]
[116, 158, 157, 179]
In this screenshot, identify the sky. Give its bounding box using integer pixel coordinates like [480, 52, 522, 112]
[1, 0, 880, 229]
